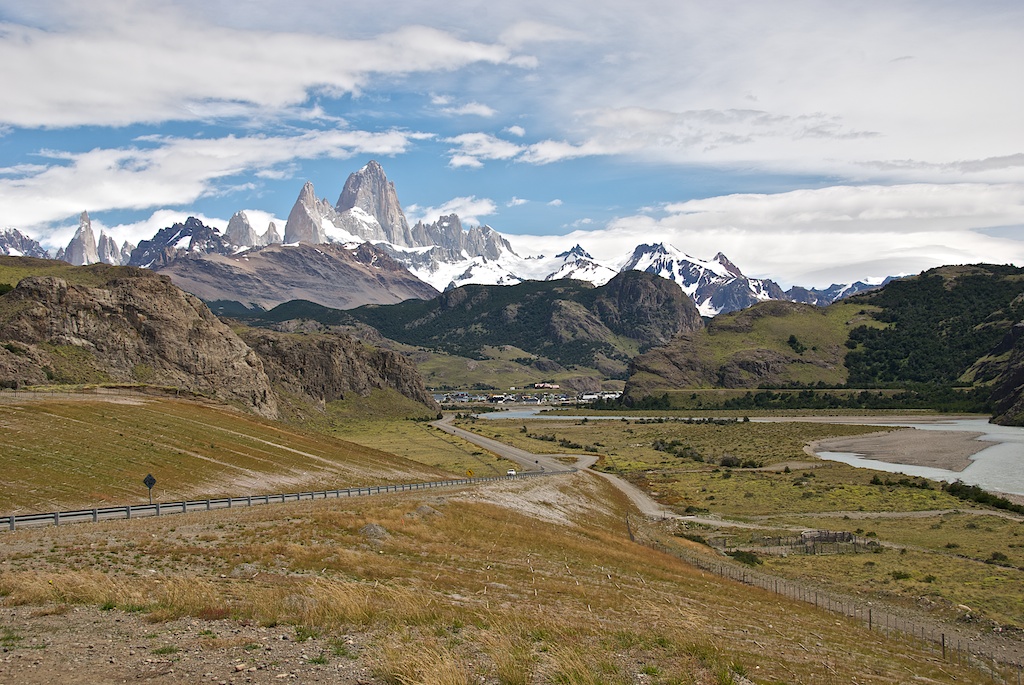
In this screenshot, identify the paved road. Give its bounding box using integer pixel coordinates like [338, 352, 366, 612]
[434, 414, 712, 523]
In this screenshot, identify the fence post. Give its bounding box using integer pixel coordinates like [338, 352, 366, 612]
[942, 633, 945, 660]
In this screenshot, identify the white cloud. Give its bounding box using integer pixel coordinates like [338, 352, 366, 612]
[0, 128, 421, 230]
[406, 196, 498, 226]
[499, 20, 586, 49]
[547, 199, 563, 206]
[507, 182, 1024, 287]
[444, 132, 524, 167]
[505, 125, 526, 137]
[506, 197, 528, 207]
[0, 5, 525, 128]
[439, 102, 498, 117]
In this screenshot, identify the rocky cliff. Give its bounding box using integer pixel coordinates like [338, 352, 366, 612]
[0, 265, 278, 417]
[984, 322, 1024, 425]
[240, 327, 439, 411]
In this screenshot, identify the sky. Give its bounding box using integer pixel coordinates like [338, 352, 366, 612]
[1, 0, 1023, 287]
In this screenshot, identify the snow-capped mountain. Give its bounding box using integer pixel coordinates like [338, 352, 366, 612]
[0, 227, 50, 259]
[128, 216, 234, 268]
[13, 160, 886, 316]
[621, 243, 787, 317]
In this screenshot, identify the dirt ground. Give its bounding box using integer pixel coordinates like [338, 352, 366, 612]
[0, 604, 377, 685]
[809, 427, 990, 471]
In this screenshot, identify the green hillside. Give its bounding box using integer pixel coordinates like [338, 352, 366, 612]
[255, 271, 703, 385]
[623, 264, 1024, 420]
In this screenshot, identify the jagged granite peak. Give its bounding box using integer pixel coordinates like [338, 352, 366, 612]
[557, 244, 594, 260]
[335, 160, 413, 246]
[225, 211, 261, 248]
[63, 211, 100, 266]
[0, 227, 50, 258]
[284, 181, 332, 245]
[262, 221, 282, 245]
[119, 240, 135, 265]
[96, 231, 122, 265]
[713, 252, 744, 278]
[128, 217, 232, 268]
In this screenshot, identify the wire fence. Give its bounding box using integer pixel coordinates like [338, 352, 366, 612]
[639, 526, 1024, 683]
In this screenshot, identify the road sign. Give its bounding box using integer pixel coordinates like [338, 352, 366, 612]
[143, 473, 156, 504]
[466, 469, 474, 477]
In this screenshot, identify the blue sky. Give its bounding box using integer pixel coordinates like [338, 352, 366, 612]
[1, 0, 1023, 287]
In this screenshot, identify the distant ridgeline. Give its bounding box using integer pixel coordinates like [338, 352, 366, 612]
[242, 271, 704, 379]
[617, 264, 1024, 425]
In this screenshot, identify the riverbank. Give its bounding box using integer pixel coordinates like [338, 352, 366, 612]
[809, 428, 991, 472]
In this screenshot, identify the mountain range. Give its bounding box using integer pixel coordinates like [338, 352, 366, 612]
[2, 161, 888, 317]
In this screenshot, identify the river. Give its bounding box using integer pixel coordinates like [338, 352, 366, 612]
[476, 409, 1024, 497]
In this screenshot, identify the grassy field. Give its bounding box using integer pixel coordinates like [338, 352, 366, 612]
[462, 415, 1024, 631]
[0, 256, 135, 289]
[0, 393, 451, 512]
[0, 471, 990, 683]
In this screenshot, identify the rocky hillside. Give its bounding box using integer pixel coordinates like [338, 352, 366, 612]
[0, 258, 440, 417]
[257, 270, 703, 381]
[0, 264, 278, 417]
[153, 241, 439, 311]
[239, 327, 438, 411]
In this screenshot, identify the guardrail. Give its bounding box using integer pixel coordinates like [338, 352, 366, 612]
[3, 468, 574, 532]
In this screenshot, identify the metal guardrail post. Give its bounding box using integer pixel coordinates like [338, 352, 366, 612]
[247, 496, 252, 507]
[126, 505, 131, 519]
[7, 515, 13, 531]
[92, 509, 98, 523]
[155, 503, 161, 516]
[53, 511, 59, 526]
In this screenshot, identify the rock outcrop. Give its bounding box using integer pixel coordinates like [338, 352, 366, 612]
[987, 322, 1024, 425]
[0, 265, 277, 417]
[240, 327, 439, 410]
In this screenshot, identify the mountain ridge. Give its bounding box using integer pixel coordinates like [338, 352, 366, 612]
[33, 161, 889, 317]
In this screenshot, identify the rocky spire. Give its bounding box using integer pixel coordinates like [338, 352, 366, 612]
[225, 211, 261, 248]
[63, 211, 100, 266]
[335, 160, 413, 246]
[119, 240, 135, 265]
[284, 182, 330, 244]
[96, 231, 122, 265]
[262, 221, 282, 245]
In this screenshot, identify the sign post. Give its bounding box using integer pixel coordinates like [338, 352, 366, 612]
[143, 473, 156, 504]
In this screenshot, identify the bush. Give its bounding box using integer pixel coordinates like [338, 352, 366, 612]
[727, 550, 762, 566]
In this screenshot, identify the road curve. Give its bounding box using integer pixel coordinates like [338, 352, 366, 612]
[433, 414, 681, 520]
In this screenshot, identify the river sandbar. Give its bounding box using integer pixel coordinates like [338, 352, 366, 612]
[810, 428, 990, 472]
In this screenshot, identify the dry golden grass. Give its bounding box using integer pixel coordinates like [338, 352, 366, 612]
[0, 395, 449, 511]
[0, 471, 998, 683]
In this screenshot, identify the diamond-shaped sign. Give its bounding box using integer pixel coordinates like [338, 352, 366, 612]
[143, 473, 156, 490]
